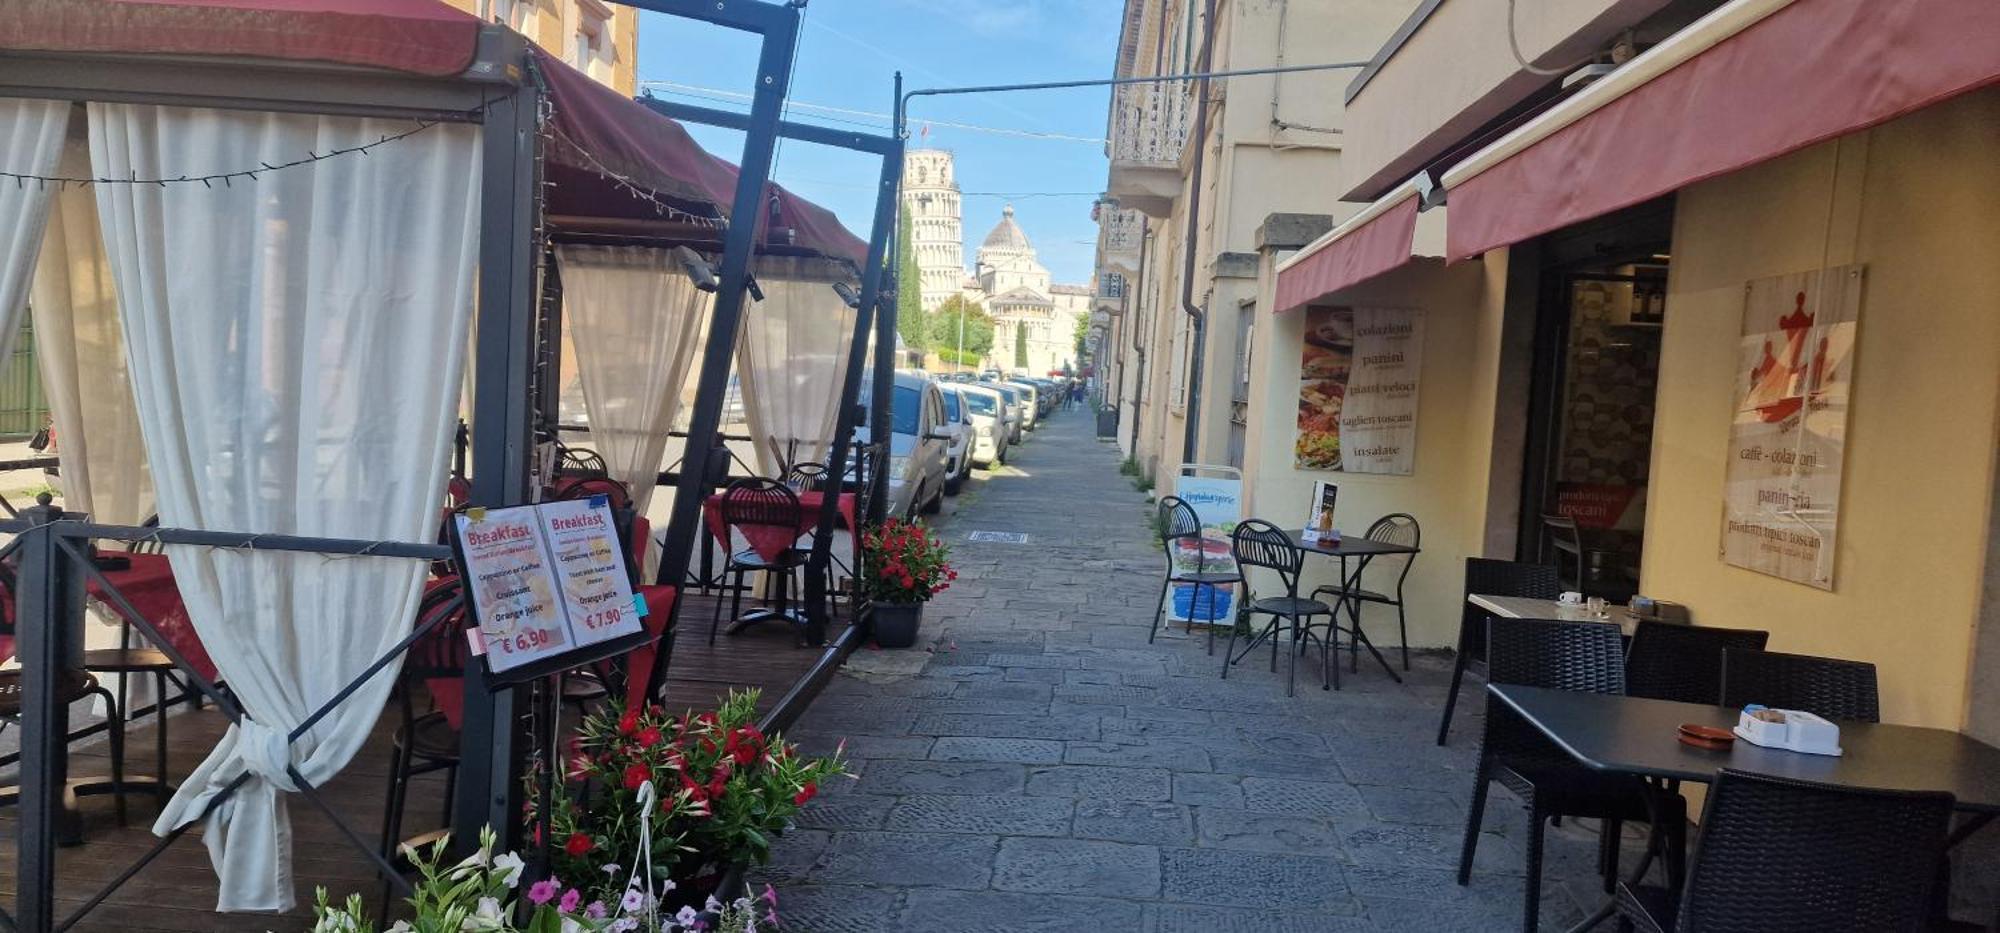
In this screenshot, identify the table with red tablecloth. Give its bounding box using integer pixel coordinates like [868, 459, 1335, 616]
[84, 553, 218, 683]
[701, 490, 858, 561]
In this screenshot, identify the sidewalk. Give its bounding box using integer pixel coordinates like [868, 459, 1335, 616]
[759, 412, 1627, 931]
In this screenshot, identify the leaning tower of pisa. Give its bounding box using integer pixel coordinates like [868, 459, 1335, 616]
[900, 149, 966, 311]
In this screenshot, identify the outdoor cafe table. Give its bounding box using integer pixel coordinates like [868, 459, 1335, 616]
[1468, 593, 1640, 636]
[1282, 529, 1419, 684]
[1490, 684, 2000, 931]
[702, 489, 857, 632]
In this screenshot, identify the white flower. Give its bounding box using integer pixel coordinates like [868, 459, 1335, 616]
[492, 851, 526, 889]
[387, 923, 413, 933]
[460, 897, 506, 932]
[658, 877, 677, 894]
[609, 920, 639, 933]
[675, 906, 701, 927]
[621, 888, 647, 913]
[560, 919, 584, 933]
[602, 862, 623, 876]
[704, 895, 723, 912]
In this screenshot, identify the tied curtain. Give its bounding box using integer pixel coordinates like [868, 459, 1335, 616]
[89, 103, 480, 912]
[32, 133, 154, 526]
[557, 244, 711, 515]
[0, 99, 69, 384]
[735, 258, 859, 476]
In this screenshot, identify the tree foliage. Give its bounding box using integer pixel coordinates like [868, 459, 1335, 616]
[894, 210, 927, 351]
[1014, 322, 1030, 369]
[927, 295, 993, 363]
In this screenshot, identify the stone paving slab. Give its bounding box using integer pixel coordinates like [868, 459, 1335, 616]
[752, 413, 1634, 930]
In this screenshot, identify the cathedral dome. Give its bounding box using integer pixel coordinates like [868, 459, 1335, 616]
[981, 204, 1034, 251]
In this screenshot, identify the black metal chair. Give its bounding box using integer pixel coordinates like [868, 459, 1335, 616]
[1720, 648, 1880, 722]
[1458, 617, 1686, 933]
[784, 461, 829, 493]
[378, 579, 468, 881]
[709, 478, 809, 645]
[0, 562, 132, 827]
[1624, 621, 1770, 705]
[1223, 519, 1335, 696]
[1541, 513, 1587, 594]
[1149, 496, 1242, 655]
[1615, 769, 1952, 933]
[78, 517, 186, 813]
[1309, 512, 1420, 671]
[1437, 558, 1562, 746]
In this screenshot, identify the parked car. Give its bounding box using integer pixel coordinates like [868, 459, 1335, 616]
[939, 385, 975, 494]
[956, 383, 1010, 469]
[854, 370, 953, 517]
[983, 381, 1026, 444]
[1006, 381, 1040, 430]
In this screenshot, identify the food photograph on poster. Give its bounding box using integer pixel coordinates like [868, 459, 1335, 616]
[1295, 307, 1423, 475]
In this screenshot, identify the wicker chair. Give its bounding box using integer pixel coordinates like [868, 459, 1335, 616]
[1615, 769, 1952, 933]
[1437, 558, 1561, 745]
[1624, 621, 1770, 705]
[1149, 496, 1242, 655]
[1309, 512, 1420, 671]
[1223, 519, 1335, 696]
[1458, 617, 1686, 933]
[1720, 648, 1880, 722]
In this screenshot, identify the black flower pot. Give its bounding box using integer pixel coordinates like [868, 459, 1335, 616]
[872, 601, 924, 648]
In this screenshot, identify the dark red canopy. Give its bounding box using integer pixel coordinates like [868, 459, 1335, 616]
[5, 0, 867, 266]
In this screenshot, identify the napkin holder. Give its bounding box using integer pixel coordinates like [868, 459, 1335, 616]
[1733, 706, 1842, 756]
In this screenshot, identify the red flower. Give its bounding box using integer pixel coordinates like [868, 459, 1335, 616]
[637, 726, 663, 749]
[707, 775, 728, 799]
[732, 744, 758, 766]
[618, 710, 639, 736]
[793, 782, 818, 806]
[564, 832, 593, 857]
[623, 763, 651, 791]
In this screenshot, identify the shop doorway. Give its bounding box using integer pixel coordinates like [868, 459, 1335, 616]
[1517, 198, 1675, 601]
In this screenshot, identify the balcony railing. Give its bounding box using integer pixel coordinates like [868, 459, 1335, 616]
[1109, 82, 1189, 166]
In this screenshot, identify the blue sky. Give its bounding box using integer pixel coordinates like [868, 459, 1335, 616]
[634, 0, 1119, 284]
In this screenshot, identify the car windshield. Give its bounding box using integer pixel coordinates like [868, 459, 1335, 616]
[964, 392, 996, 416]
[942, 390, 961, 420]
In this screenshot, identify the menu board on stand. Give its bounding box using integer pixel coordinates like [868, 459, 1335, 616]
[452, 496, 651, 685]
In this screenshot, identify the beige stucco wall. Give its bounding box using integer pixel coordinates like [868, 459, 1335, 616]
[1641, 89, 2000, 730]
[1340, 0, 1676, 199]
[445, 0, 638, 95]
[1240, 251, 1514, 649]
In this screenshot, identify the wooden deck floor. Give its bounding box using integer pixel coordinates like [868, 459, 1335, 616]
[0, 592, 848, 931]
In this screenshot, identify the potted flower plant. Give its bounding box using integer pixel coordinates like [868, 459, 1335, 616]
[858, 516, 955, 648]
[533, 689, 845, 908]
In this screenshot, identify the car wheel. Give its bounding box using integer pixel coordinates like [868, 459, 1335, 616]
[920, 483, 943, 515]
[946, 470, 964, 495]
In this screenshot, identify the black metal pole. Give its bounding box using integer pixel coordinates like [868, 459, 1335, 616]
[1178, 0, 1220, 468]
[454, 81, 540, 854]
[654, 3, 802, 592]
[870, 72, 905, 525]
[802, 125, 902, 645]
[14, 501, 81, 933]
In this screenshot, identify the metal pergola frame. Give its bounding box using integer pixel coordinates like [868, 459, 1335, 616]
[0, 1, 899, 928]
[637, 91, 905, 650]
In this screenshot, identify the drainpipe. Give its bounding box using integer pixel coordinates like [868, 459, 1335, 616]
[1127, 220, 1152, 454]
[1178, 0, 1220, 468]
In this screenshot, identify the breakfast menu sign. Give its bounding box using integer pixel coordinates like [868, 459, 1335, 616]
[1295, 307, 1424, 474]
[454, 498, 644, 673]
[1720, 265, 1863, 590]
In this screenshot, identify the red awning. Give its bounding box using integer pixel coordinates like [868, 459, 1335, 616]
[1273, 188, 1419, 313]
[3, 0, 485, 77]
[1442, 0, 2000, 262]
[0, 2, 868, 266]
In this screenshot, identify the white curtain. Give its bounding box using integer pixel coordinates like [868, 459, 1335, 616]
[736, 259, 859, 476]
[0, 98, 70, 372]
[558, 244, 710, 514]
[89, 103, 480, 912]
[32, 134, 154, 525]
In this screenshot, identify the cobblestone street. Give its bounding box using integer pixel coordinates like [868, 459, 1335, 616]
[759, 411, 1633, 931]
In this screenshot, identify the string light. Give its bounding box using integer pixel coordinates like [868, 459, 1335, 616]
[0, 120, 447, 190]
[541, 119, 725, 228]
